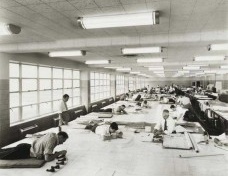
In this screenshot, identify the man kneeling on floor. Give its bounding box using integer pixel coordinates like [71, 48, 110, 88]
[0, 132, 68, 162]
[85, 122, 123, 141]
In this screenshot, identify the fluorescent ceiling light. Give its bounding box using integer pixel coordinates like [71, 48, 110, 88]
[137, 58, 163, 63]
[104, 66, 120, 69]
[116, 68, 131, 71]
[204, 70, 216, 73]
[130, 71, 140, 74]
[183, 66, 200, 70]
[78, 11, 159, 29]
[149, 67, 164, 71]
[195, 72, 205, 75]
[122, 47, 161, 54]
[85, 60, 110, 64]
[194, 56, 225, 61]
[153, 71, 164, 74]
[49, 50, 85, 57]
[138, 73, 147, 76]
[178, 70, 190, 73]
[208, 44, 228, 51]
[187, 64, 208, 67]
[221, 65, 228, 69]
[0, 23, 21, 35]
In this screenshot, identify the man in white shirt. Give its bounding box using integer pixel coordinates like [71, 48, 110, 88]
[169, 105, 187, 122]
[86, 122, 123, 141]
[0, 132, 68, 161]
[153, 109, 176, 137]
[59, 94, 70, 126]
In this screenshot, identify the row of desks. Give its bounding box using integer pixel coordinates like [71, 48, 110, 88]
[1, 100, 228, 176]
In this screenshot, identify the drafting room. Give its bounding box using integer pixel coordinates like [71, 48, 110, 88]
[0, 0, 228, 176]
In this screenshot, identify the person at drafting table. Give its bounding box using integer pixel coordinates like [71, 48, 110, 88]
[59, 94, 70, 126]
[153, 109, 176, 137]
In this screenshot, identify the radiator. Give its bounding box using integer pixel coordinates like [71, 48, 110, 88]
[20, 124, 38, 138]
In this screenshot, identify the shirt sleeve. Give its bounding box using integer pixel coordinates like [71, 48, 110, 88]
[43, 137, 56, 155]
[154, 120, 161, 130]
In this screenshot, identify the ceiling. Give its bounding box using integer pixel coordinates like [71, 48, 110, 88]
[0, 0, 228, 78]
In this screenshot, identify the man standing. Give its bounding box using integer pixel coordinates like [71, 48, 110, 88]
[59, 94, 70, 126]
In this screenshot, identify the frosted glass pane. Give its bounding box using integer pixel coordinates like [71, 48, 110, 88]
[95, 93, 99, 100]
[10, 108, 19, 123]
[53, 68, 63, 78]
[73, 88, 80, 96]
[73, 80, 80, 87]
[67, 99, 72, 107]
[53, 89, 63, 100]
[10, 63, 19, 77]
[22, 92, 37, 105]
[10, 93, 19, 107]
[22, 79, 37, 91]
[40, 102, 52, 115]
[40, 79, 51, 90]
[53, 80, 62, 89]
[100, 80, 103, 85]
[90, 87, 95, 94]
[91, 95, 94, 102]
[39, 67, 51, 78]
[22, 65, 37, 78]
[10, 79, 19, 92]
[95, 73, 99, 78]
[53, 100, 61, 112]
[22, 105, 37, 119]
[73, 71, 80, 79]
[64, 69, 72, 79]
[73, 97, 80, 106]
[40, 91, 51, 102]
[100, 74, 104, 79]
[107, 74, 110, 79]
[95, 80, 99, 86]
[64, 80, 72, 88]
[90, 80, 94, 86]
[103, 74, 107, 79]
[90, 72, 94, 79]
[64, 89, 72, 97]
[95, 87, 99, 93]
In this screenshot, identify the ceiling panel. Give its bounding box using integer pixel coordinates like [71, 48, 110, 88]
[0, 0, 226, 78]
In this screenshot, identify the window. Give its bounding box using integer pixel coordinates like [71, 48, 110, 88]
[129, 77, 135, 91]
[9, 62, 81, 124]
[116, 75, 125, 95]
[136, 77, 141, 89]
[90, 72, 111, 102]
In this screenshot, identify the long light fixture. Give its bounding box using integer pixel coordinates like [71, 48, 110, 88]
[0, 23, 21, 35]
[116, 68, 131, 71]
[137, 58, 163, 63]
[49, 50, 86, 57]
[187, 64, 208, 67]
[153, 71, 164, 74]
[208, 44, 228, 51]
[221, 65, 228, 69]
[194, 56, 225, 61]
[78, 11, 159, 29]
[204, 70, 216, 73]
[130, 71, 140, 74]
[85, 60, 110, 64]
[104, 66, 120, 69]
[122, 47, 162, 55]
[149, 67, 164, 71]
[178, 70, 190, 73]
[183, 66, 200, 70]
